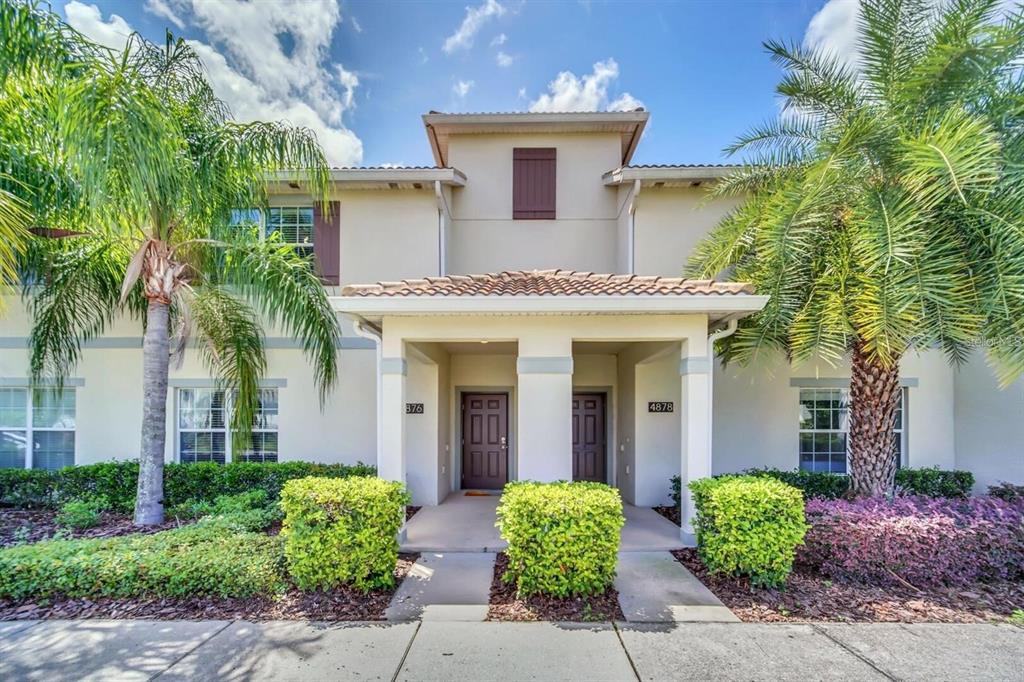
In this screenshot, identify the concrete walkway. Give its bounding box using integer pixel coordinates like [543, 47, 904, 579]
[385, 552, 496, 622]
[401, 493, 683, 553]
[2, 620, 1021, 681]
[615, 552, 738, 622]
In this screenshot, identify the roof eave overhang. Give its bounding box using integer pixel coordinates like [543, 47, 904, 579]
[422, 111, 650, 166]
[268, 167, 467, 189]
[602, 166, 738, 186]
[331, 294, 768, 323]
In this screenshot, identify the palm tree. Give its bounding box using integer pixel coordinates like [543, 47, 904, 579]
[3, 2, 339, 524]
[690, 0, 1024, 496]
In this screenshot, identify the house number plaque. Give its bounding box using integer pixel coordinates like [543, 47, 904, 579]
[648, 401, 674, 413]
[405, 403, 425, 414]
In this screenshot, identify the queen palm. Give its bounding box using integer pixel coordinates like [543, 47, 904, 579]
[689, 0, 1024, 495]
[3, 3, 339, 524]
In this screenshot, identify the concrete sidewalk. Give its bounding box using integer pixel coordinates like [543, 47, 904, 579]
[1, 619, 1021, 681]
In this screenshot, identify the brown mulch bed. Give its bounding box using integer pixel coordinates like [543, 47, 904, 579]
[673, 548, 1024, 623]
[487, 552, 624, 622]
[0, 553, 420, 621]
[406, 505, 422, 521]
[0, 508, 192, 548]
[653, 505, 680, 526]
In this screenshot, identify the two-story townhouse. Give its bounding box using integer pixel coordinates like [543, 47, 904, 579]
[1, 110, 1021, 541]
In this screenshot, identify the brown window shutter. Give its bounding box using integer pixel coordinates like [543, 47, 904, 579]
[312, 201, 340, 285]
[513, 147, 556, 219]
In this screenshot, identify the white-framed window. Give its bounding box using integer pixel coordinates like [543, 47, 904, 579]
[265, 206, 314, 259]
[0, 387, 76, 470]
[798, 387, 906, 473]
[176, 387, 278, 464]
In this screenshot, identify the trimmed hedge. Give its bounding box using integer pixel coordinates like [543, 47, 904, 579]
[497, 481, 625, 597]
[0, 510, 285, 600]
[280, 476, 408, 592]
[800, 495, 1024, 586]
[0, 460, 375, 512]
[671, 466, 974, 503]
[988, 482, 1024, 502]
[690, 475, 808, 588]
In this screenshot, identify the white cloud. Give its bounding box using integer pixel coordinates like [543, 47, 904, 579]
[418, 46, 429, 64]
[453, 79, 474, 97]
[144, 0, 185, 30]
[349, 16, 363, 33]
[67, 1, 363, 166]
[528, 58, 643, 113]
[490, 32, 507, 47]
[64, 2, 133, 51]
[496, 50, 514, 67]
[608, 92, 643, 112]
[443, 0, 506, 54]
[803, 0, 860, 68]
[517, 86, 527, 99]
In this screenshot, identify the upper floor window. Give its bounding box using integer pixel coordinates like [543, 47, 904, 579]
[798, 387, 906, 474]
[513, 148, 556, 219]
[177, 387, 279, 464]
[266, 207, 315, 259]
[0, 387, 76, 470]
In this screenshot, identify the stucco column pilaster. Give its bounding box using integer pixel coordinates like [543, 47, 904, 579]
[379, 334, 407, 483]
[679, 337, 712, 545]
[516, 332, 573, 481]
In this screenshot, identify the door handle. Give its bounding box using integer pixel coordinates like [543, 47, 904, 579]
[500, 436, 507, 450]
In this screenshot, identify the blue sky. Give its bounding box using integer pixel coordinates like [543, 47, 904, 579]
[57, 0, 859, 167]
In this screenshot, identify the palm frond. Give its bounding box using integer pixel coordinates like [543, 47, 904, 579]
[186, 285, 267, 458]
[220, 238, 341, 404]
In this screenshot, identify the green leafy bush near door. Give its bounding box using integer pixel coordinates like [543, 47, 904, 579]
[280, 476, 408, 592]
[690, 475, 808, 588]
[497, 481, 625, 597]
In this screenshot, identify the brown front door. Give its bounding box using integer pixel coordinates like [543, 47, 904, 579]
[573, 393, 607, 483]
[461, 393, 509, 489]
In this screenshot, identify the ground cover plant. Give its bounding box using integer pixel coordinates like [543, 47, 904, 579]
[497, 481, 625, 598]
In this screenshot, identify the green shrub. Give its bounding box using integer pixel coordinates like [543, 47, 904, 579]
[280, 476, 408, 592]
[690, 475, 808, 588]
[0, 513, 285, 600]
[895, 467, 974, 498]
[168, 489, 274, 520]
[497, 481, 625, 597]
[674, 466, 975, 503]
[55, 496, 109, 530]
[0, 460, 375, 511]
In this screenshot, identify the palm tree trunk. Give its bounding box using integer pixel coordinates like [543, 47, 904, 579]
[135, 299, 170, 525]
[847, 342, 902, 497]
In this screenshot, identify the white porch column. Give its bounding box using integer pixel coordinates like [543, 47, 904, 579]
[679, 336, 712, 544]
[379, 334, 407, 483]
[516, 333, 573, 481]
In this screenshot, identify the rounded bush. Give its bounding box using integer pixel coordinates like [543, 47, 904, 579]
[496, 481, 625, 597]
[689, 475, 808, 588]
[280, 476, 408, 592]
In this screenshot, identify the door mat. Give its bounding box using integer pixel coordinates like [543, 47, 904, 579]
[464, 491, 496, 496]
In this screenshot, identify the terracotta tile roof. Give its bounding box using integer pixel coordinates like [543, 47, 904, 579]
[341, 270, 754, 297]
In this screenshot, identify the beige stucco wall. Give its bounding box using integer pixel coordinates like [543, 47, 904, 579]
[954, 351, 1024, 492]
[633, 187, 741, 277]
[336, 189, 440, 286]
[445, 133, 621, 274]
[0, 295, 376, 467]
[712, 349, 958, 475]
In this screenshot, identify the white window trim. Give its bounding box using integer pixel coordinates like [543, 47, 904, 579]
[265, 206, 315, 253]
[174, 386, 280, 464]
[797, 386, 908, 473]
[0, 386, 77, 470]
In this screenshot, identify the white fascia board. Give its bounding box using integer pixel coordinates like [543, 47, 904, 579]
[331, 294, 769, 316]
[602, 166, 738, 186]
[269, 168, 466, 187]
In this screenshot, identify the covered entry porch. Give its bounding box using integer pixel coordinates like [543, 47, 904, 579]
[334, 271, 766, 541]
